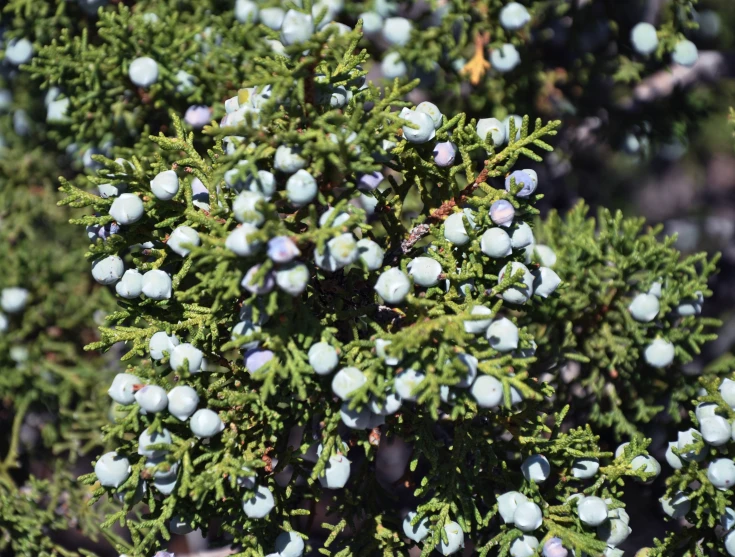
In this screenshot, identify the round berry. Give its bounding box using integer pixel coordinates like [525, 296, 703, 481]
[308, 342, 339, 375]
[726, 530, 735, 557]
[331, 367, 366, 400]
[92, 255, 124, 285]
[542, 538, 568, 557]
[241, 264, 275, 295]
[438, 521, 464, 555]
[644, 338, 675, 368]
[356, 238, 384, 271]
[443, 209, 477, 245]
[578, 496, 608, 526]
[511, 222, 534, 249]
[275, 263, 309, 296]
[141, 269, 172, 300]
[108, 373, 142, 404]
[721, 507, 735, 531]
[233, 191, 265, 226]
[510, 535, 539, 557]
[128, 57, 159, 88]
[521, 454, 551, 483]
[490, 199, 515, 228]
[677, 428, 706, 462]
[701, 415, 731, 446]
[498, 491, 528, 523]
[167, 385, 199, 421]
[116, 269, 143, 298]
[327, 234, 359, 266]
[514, 501, 542, 532]
[168, 226, 200, 257]
[598, 518, 631, 546]
[454, 353, 478, 388]
[672, 39, 698, 67]
[433, 141, 456, 167]
[109, 193, 144, 225]
[481, 228, 512, 258]
[318, 453, 351, 489]
[190, 408, 224, 438]
[357, 171, 383, 192]
[374, 267, 411, 304]
[532, 267, 561, 299]
[226, 224, 262, 256]
[0, 287, 28, 314]
[281, 9, 315, 45]
[274, 145, 307, 173]
[400, 108, 436, 144]
[340, 402, 371, 429]
[149, 331, 179, 360]
[235, 0, 259, 23]
[504, 115, 523, 141]
[275, 531, 305, 557]
[470, 375, 504, 408]
[500, 2, 531, 30]
[150, 170, 179, 200]
[486, 317, 519, 352]
[628, 293, 660, 322]
[402, 511, 429, 542]
[368, 391, 402, 415]
[145, 456, 179, 481]
[660, 491, 690, 519]
[408, 256, 442, 287]
[286, 169, 318, 206]
[708, 458, 735, 489]
[491, 44, 521, 73]
[382, 17, 412, 46]
[375, 338, 400, 365]
[260, 7, 285, 30]
[381, 52, 407, 79]
[571, 457, 599, 479]
[134, 384, 168, 413]
[394, 369, 425, 402]
[505, 171, 536, 198]
[138, 428, 172, 458]
[244, 348, 274, 374]
[464, 305, 493, 334]
[665, 441, 683, 470]
[95, 452, 131, 488]
[631, 22, 659, 55]
[170, 343, 203, 373]
[360, 11, 383, 33]
[242, 484, 275, 518]
[476, 117, 506, 146]
[631, 454, 661, 483]
[677, 291, 703, 316]
[499, 262, 534, 303]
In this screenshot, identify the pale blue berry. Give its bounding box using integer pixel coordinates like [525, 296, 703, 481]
[394, 368, 425, 401]
[665, 441, 683, 469]
[244, 348, 274, 374]
[95, 452, 131, 488]
[400, 108, 436, 143]
[480, 228, 512, 258]
[505, 171, 536, 197]
[433, 141, 456, 167]
[168, 226, 200, 257]
[572, 457, 599, 479]
[275, 531, 305, 557]
[402, 511, 429, 542]
[542, 538, 567, 557]
[628, 293, 660, 322]
[170, 343, 203, 373]
[138, 428, 172, 458]
[260, 7, 285, 30]
[510, 535, 539, 557]
[721, 507, 735, 531]
[511, 222, 534, 249]
[721, 378, 735, 407]
[644, 338, 675, 368]
[190, 408, 224, 438]
[499, 262, 533, 303]
[444, 209, 476, 245]
[150, 170, 179, 200]
[498, 491, 528, 523]
[356, 238, 384, 271]
[521, 454, 550, 483]
[98, 183, 126, 198]
[375, 267, 411, 304]
[357, 171, 383, 192]
[486, 317, 519, 351]
[318, 453, 351, 489]
[701, 415, 730, 446]
[438, 521, 464, 555]
[275, 263, 309, 296]
[241, 264, 275, 295]
[533, 244, 557, 267]
[660, 491, 690, 519]
[332, 367, 366, 400]
[153, 475, 177, 496]
[382, 17, 412, 46]
[308, 342, 339, 375]
[470, 375, 503, 408]
[167, 385, 199, 421]
[226, 224, 262, 256]
[235, 0, 259, 23]
[672, 39, 698, 67]
[500, 3, 531, 30]
[677, 428, 706, 462]
[455, 353, 478, 388]
[381, 52, 407, 79]
[233, 191, 265, 226]
[677, 291, 703, 316]
[327, 234, 359, 266]
[319, 207, 350, 228]
[491, 44, 521, 73]
[92, 255, 124, 285]
[145, 456, 179, 481]
[726, 530, 735, 556]
[141, 269, 172, 300]
[464, 305, 493, 334]
[135, 385, 168, 413]
[416, 101, 443, 127]
[632, 454, 661, 483]
[578, 496, 608, 526]
[408, 256, 442, 287]
[533, 267, 561, 298]
[490, 199, 515, 228]
[267, 236, 300, 263]
[128, 56, 159, 88]
[286, 169, 318, 206]
[242, 484, 275, 518]
[368, 391, 402, 415]
[504, 115, 523, 141]
[375, 338, 400, 365]
[115, 269, 143, 298]
[631, 22, 658, 55]
[476, 117, 505, 146]
[108, 373, 142, 404]
[109, 193, 144, 225]
[281, 9, 315, 45]
[360, 11, 383, 33]
[708, 458, 735, 489]
[514, 501, 542, 532]
[274, 145, 307, 173]
[149, 331, 179, 360]
[0, 287, 28, 313]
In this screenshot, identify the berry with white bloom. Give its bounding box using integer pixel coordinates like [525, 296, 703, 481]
[134, 385, 168, 413]
[286, 169, 318, 206]
[115, 269, 143, 298]
[721, 378, 735, 407]
[356, 171, 383, 192]
[443, 210, 476, 245]
[726, 530, 735, 557]
[677, 428, 706, 462]
[631, 22, 659, 55]
[327, 234, 358, 266]
[578, 496, 608, 526]
[433, 141, 456, 167]
[402, 511, 429, 542]
[500, 2, 531, 30]
[369, 391, 402, 415]
[170, 343, 203, 373]
[455, 353, 478, 388]
[339, 403, 371, 429]
[244, 348, 274, 374]
[416, 101, 443, 127]
[168, 226, 200, 257]
[476, 117, 506, 146]
[677, 291, 704, 316]
[438, 521, 464, 555]
[280, 9, 315, 45]
[631, 454, 661, 482]
[128, 57, 159, 88]
[514, 501, 543, 532]
[382, 17, 412, 46]
[226, 224, 262, 256]
[464, 305, 493, 334]
[542, 538, 568, 557]
[242, 484, 275, 518]
[490, 199, 515, 227]
[233, 191, 265, 226]
[498, 262, 533, 304]
[486, 317, 519, 352]
[260, 7, 285, 29]
[275, 263, 309, 296]
[672, 39, 698, 67]
[108, 373, 142, 404]
[533, 267, 561, 299]
[360, 11, 383, 34]
[275, 531, 305, 557]
[1, 287, 29, 313]
[505, 171, 537, 198]
[498, 491, 528, 523]
[318, 453, 351, 489]
[141, 269, 172, 300]
[356, 238, 384, 271]
[241, 264, 275, 295]
[331, 367, 367, 400]
[510, 535, 539, 557]
[4, 38, 33, 65]
[145, 456, 179, 481]
[521, 454, 551, 483]
[721, 507, 735, 531]
[92, 255, 125, 285]
[628, 293, 660, 322]
[660, 491, 691, 519]
[95, 452, 131, 488]
[481, 228, 512, 258]
[665, 441, 683, 470]
[644, 338, 675, 368]
[381, 52, 407, 79]
[274, 145, 307, 173]
[400, 108, 436, 143]
[700, 415, 730, 446]
[394, 369, 425, 401]
[374, 267, 411, 304]
[235, 0, 258, 23]
[707, 458, 735, 489]
[308, 342, 339, 375]
[190, 408, 224, 438]
[491, 44, 521, 73]
[167, 385, 199, 421]
[109, 193, 144, 225]
[470, 375, 504, 408]
[572, 457, 600, 479]
[138, 428, 172, 458]
[408, 257, 442, 287]
[511, 222, 534, 249]
[150, 170, 179, 200]
[149, 331, 179, 360]
[598, 518, 632, 546]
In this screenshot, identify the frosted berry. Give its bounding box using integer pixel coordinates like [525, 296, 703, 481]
[631, 454, 661, 482]
[700, 415, 730, 446]
[331, 367, 367, 400]
[327, 234, 359, 266]
[150, 170, 179, 200]
[244, 348, 274, 374]
[438, 521, 464, 555]
[340, 403, 371, 429]
[190, 408, 224, 438]
[521, 454, 551, 483]
[510, 535, 539, 557]
[631, 22, 659, 55]
[476, 117, 506, 147]
[170, 343, 203, 373]
[145, 456, 179, 481]
[490, 199, 515, 228]
[4, 38, 33, 66]
[98, 183, 126, 198]
[500, 3, 531, 30]
[665, 441, 683, 470]
[400, 108, 436, 143]
[128, 56, 159, 88]
[514, 501, 542, 532]
[542, 538, 568, 557]
[677, 428, 705, 462]
[108, 373, 142, 404]
[286, 169, 318, 206]
[92, 255, 125, 285]
[628, 293, 660, 322]
[598, 518, 631, 547]
[677, 291, 703, 316]
[381, 52, 407, 79]
[375, 338, 400, 366]
[511, 222, 534, 249]
[533, 244, 557, 267]
[726, 530, 735, 557]
[382, 17, 412, 47]
[318, 453, 351, 489]
[402, 511, 430, 542]
[481, 228, 512, 258]
[443, 210, 477, 245]
[470, 375, 504, 408]
[281, 9, 315, 45]
[149, 331, 179, 360]
[274, 145, 307, 173]
[168, 226, 200, 257]
[504, 115, 523, 141]
[433, 141, 456, 167]
[242, 484, 275, 518]
[394, 369, 426, 401]
[486, 317, 519, 352]
[356, 238, 384, 271]
[505, 171, 536, 198]
[275, 531, 305, 557]
[415, 101, 443, 128]
[275, 263, 309, 296]
[571, 457, 599, 479]
[707, 458, 735, 489]
[319, 207, 351, 228]
[660, 491, 690, 519]
[141, 269, 172, 300]
[314, 245, 341, 272]
[360, 11, 383, 34]
[408, 256, 442, 287]
[152, 475, 177, 496]
[116, 269, 143, 298]
[375, 267, 411, 304]
[235, 0, 259, 23]
[491, 44, 521, 73]
[226, 224, 262, 256]
[233, 191, 266, 226]
[134, 385, 168, 413]
[244, 170, 276, 199]
[533, 267, 561, 299]
[455, 353, 478, 388]
[721, 378, 735, 407]
[464, 305, 493, 334]
[368, 392, 402, 415]
[308, 342, 339, 375]
[0, 287, 28, 313]
[721, 507, 735, 531]
[260, 7, 285, 30]
[167, 385, 199, 421]
[184, 105, 211, 128]
[672, 39, 698, 67]
[644, 338, 675, 368]
[109, 193, 144, 225]
[95, 452, 131, 488]
[578, 496, 608, 526]
[242, 264, 275, 295]
[498, 262, 533, 303]
[498, 491, 528, 523]
[357, 171, 383, 192]
[138, 428, 172, 458]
